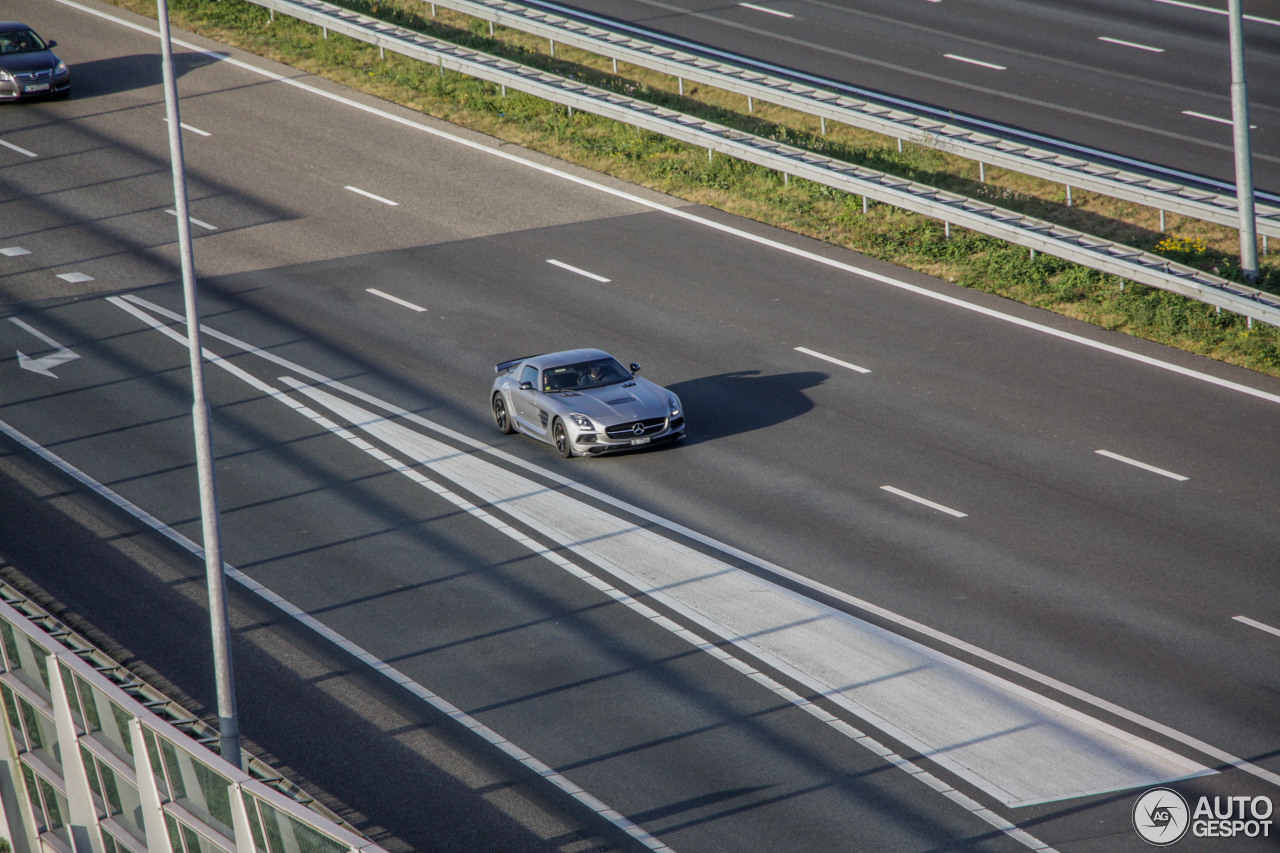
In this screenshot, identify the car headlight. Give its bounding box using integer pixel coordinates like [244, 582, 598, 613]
[667, 396, 680, 417]
[568, 413, 594, 430]
[0, 70, 12, 83]
[55, 60, 68, 75]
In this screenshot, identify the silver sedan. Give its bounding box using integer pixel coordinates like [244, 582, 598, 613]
[491, 349, 685, 457]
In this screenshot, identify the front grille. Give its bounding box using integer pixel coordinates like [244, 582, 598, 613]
[16, 70, 53, 83]
[605, 417, 667, 439]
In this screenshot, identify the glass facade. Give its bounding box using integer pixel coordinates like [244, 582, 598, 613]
[0, 603, 377, 853]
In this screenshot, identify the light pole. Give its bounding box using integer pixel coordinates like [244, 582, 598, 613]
[1228, 0, 1258, 282]
[155, 0, 241, 769]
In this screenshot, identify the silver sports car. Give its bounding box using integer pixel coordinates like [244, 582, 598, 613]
[491, 349, 685, 457]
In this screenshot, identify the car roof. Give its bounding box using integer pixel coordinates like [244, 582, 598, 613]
[527, 348, 613, 369]
[0, 23, 36, 33]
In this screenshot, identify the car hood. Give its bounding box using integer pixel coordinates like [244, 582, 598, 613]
[554, 379, 673, 423]
[0, 51, 58, 73]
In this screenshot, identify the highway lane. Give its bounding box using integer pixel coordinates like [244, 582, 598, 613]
[547, 0, 1280, 194]
[3, 0, 1280, 851]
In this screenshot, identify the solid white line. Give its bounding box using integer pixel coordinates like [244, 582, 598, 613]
[0, 139, 37, 158]
[739, 2, 794, 17]
[344, 185, 399, 206]
[1098, 36, 1164, 52]
[1182, 110, 1256, 129]
[119, 292, 1280, 795]
[1148, 0, 1280, 26]
[546, 259, 611, 282]
[795, 346, 870, 374]
[1234, 616, 1280, 639]
[366, 288, 427, 312]
[944, 54, 1006, 71]
[1095, 450, 1188, 481]
[165, 210, 218, 231]
[881, 486, 968, 517]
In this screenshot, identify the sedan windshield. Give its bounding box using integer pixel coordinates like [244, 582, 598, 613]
[0, 31, 46, 54]
[542, 358, 630, 392]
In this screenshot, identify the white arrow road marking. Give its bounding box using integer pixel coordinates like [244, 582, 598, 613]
[10, 317, 81, 378]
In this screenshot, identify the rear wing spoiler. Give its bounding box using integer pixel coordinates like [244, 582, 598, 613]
[495, 355, 541, 375]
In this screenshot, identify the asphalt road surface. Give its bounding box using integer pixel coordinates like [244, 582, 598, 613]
[541, 0, 1280, 195]
[2, 1, 1279, 852]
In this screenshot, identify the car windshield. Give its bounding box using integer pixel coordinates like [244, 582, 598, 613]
[0, 31, 46, 54]
[542, 358, 630, 392]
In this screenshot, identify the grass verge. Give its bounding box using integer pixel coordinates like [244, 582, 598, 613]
[102, 0, 1280, 376]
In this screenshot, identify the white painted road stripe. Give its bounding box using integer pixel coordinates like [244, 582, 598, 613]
[1148, 0, 1280, 26]
[1095, 450, 1189, 481]
[1234, 616, 1280, 639]
[944, 54, 1007, 71]
[165, 210, 218, 231]
[344, 185, 399, 206]
[1182, 110, 1256, 128]
[366, 288, 427, 312]
[162, 118, 211, 137]
[795, 346, 870, 374]
[56, 272, 94, 283]
[881, 485, 968, 517]
[1, 247, 31, 257]
[1098, 36, 1165, 52]
[739, 2, 794, 17]
[546, 259, 611, 282]
[0, 139, 37, 158]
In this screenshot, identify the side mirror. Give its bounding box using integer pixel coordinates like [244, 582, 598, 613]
[629, 363, 641, 374]
[519, 381, 533, 391]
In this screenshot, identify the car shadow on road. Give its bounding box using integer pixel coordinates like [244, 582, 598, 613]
[666, 369, 827, 444]
[57, 52, 223, 99]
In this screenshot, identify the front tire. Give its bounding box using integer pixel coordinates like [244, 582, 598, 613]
[552, 418, 573, 458]
[492, 393, 514, 434]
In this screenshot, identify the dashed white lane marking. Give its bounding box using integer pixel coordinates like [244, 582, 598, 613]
[56, 272, 94, 283]
[944, 54, 1007, 71]
[165, 210, 218, 231]
[1234, 616, 1280, 640]
[366, 288, 427, 312]
[795, 346, 870, 374]
[344, 185, 399, 206]
[1095, 450, 1188, 481]
[0, 139, 37, 158]
[162, 118, 211, 137]
[1, 247, 31, 257]
[881, 485, 968, 518]
[739, 2, 794, 17]
[546, 259, 611, 282]
[1098, 36, 1165, 52]
[1182, 110, 1256, 128]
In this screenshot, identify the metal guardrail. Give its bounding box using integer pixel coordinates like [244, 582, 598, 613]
[251, 0, 1280, 326]
[404, 0, 1280, 241]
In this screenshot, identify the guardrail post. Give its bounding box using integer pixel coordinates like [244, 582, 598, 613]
[1065, 185, 1072, 207]
[747, 96, 753, 113]
[1159, 209, 1166, 231]
[678, 77, 684, 95]
[549, 38, 555, 57]
[820, 117, 826, 135]
[489, 20, 495, 36]
[612, 58, 617, 74]
[322, 26, 328, 38]
[979, 162, 985, 182]
[944, 221, 951, 240]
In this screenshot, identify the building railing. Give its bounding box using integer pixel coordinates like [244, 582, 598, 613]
[0, 583, 385, 853]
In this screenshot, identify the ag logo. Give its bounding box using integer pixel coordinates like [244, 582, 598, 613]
[1134, 787, 1190, 845]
